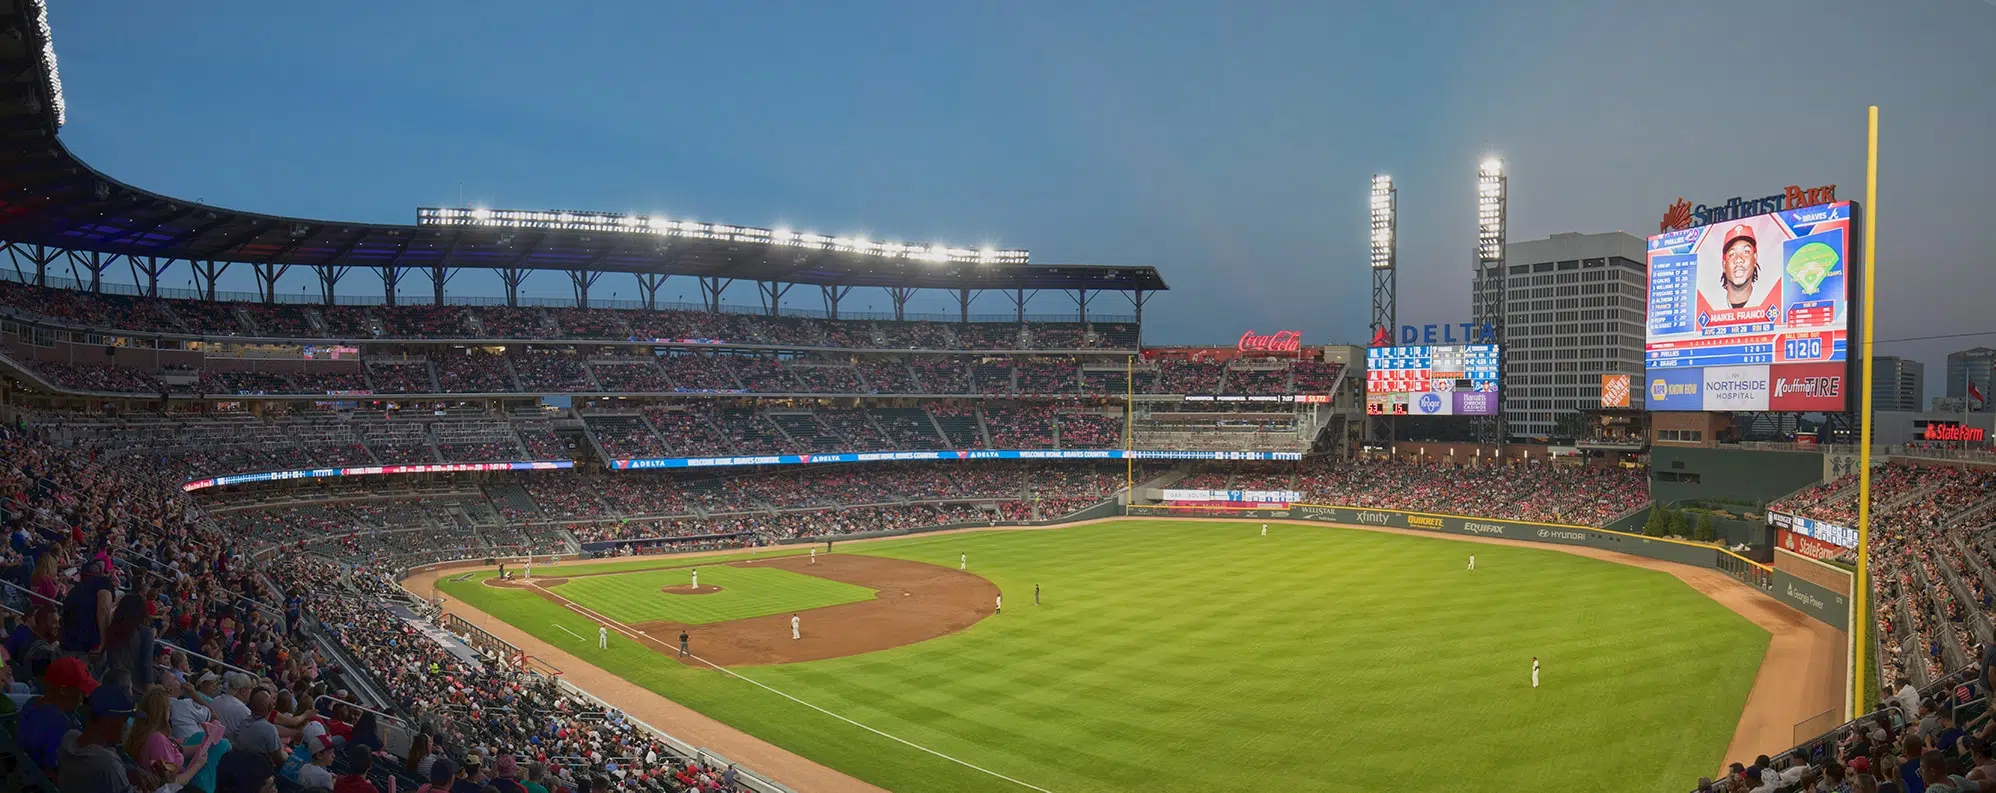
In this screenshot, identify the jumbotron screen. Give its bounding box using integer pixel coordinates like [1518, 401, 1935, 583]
[1644, 201, 1855, 412]
[1364, 344, 1500, 416]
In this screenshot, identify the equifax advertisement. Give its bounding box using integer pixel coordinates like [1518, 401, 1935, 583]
[1644, 201, 1854, 412]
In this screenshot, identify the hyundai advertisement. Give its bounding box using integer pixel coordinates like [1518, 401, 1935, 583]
[1645, 200, 1857, 411]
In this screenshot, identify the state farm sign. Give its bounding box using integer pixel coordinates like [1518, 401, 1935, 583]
[1925, 422, 1986, 443]
[1238, 329, 1302, 353]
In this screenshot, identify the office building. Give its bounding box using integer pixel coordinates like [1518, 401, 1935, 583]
[1871, 356, 1924, 412]
[1484, 231, 1648, 440]
[1947, 348, 1996, 410]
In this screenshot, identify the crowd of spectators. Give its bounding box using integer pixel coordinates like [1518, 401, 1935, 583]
[1226, 459, 1655, 526]
[510, 349, 597, 393]
[28, 361, 164, 393]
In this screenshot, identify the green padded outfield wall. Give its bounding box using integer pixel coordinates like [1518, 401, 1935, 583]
[1648, 447, 1824, 507]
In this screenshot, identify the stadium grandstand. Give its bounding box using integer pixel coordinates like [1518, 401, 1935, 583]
[0, 4, 1978, 793]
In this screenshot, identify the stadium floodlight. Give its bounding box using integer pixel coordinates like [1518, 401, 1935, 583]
[1476, 158, 1506, 263]
[1369, 175, 1396, 271]
[29, 0, 65, 128]
[416, 207, 1029, 265]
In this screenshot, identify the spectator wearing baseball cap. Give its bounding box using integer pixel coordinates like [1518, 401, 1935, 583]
[17, 655, 96, 771]
[295, 733, 338, 790]
[59, 683, 140, 793]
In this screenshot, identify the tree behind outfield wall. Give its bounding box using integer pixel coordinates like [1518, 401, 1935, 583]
[1644, 508, 1668, 537]
[1666, 509, 1688, 538]
[1693, 513, 1716, 542]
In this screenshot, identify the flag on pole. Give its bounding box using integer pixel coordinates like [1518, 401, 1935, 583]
[1971, 382, 1984, 408]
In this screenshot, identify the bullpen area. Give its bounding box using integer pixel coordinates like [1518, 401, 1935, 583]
[427, 519, 1771, 793]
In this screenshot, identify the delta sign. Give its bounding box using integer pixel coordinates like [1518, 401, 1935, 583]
[1369, 323, 1498, 347]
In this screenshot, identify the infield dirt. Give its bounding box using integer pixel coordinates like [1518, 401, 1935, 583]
[495, 553, 997, 666]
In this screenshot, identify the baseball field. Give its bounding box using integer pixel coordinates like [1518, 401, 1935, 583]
[430, 519, 1769, 793]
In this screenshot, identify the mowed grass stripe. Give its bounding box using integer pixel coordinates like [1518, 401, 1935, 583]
[441, 520, 1767, 793]
[548, 565, 875, 625]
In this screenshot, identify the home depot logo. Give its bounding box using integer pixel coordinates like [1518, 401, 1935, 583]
[1601, 375, 1630, 408]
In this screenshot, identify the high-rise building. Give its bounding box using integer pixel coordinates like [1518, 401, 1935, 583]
[1947, 347, 1996, 411]
[1487, 231, 1648, 440]
[1871, 356, 1924, 412]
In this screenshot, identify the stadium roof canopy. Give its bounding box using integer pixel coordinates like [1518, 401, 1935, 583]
[0, 0, 1165, 309]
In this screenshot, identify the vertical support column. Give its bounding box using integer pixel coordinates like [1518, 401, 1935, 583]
[699, 277, 729, 313]
[130, 256, 173, 298]
[634, 273, 668, 311]
[568, 270, 603, 309]
[428, 264, 456, 306]
[252, 263, 291, 303]
[379, 265, 404, 306]
[958, 288, 972, 324]
[318, 265, 352, 306]
[820, 285, 851, 320]
[1072, 288, 1092, 324]
[191, 260, 230, 301]
[498, 268, 528, 307]
[887, 287, 916, 322]
[757, 281, 794, 317]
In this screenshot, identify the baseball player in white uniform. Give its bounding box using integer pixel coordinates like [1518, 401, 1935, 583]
[1467, 554, 1475, 571]
[1261, 524, 1267, 536]
[691, 568, 699, 590]
[810, 548, 816, 564]
[598, 626, 608, 649]
[1532, 657, 1540, 688]
[995, 594, 1002, 615]
[960, 553, 966, 570]
[524, 559, 532, 582]
[791, 614, 801, 640]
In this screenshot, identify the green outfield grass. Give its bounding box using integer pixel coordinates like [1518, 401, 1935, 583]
[548, 565, 876, 625]
[436, 520, 1768, 793]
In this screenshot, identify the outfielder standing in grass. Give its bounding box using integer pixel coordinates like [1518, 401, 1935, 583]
[960, 553, 966, 570]
[598, 626, 608, 649]
[1262, 523, 1267, 536]
[1532, 656, 1539, 688]
[1035, 584, 1040, 605]
[995, 594, 1002, 615]
[1468, 554, 1475, 571]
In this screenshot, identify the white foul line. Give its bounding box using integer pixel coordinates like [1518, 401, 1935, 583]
[680, 650, 1055, 793]
[530, 582, 1053, 793]
[551, 623, 584, 641]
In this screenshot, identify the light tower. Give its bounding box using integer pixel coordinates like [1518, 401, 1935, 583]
[1471, 158, 1508, 443]
[1370, 174, 1397, 344]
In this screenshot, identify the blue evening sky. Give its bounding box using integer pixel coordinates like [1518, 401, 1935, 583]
[38, 2, 1996, 390]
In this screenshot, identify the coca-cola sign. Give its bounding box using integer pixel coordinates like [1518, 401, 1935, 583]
[1238, 329, 1302, 353]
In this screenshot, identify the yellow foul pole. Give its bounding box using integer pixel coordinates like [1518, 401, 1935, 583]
[1852, 105, 1879, 714]
[1125, 354, 1135, 492]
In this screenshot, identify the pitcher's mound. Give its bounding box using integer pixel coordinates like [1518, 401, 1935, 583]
[661, 584, 723, 595]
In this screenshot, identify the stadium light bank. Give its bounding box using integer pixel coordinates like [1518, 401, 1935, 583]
[416, 207, 1028, 266]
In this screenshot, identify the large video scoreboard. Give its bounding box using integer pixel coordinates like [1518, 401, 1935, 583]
[1365, 344, 1500, 416]
[1645, 201, 1856, 412]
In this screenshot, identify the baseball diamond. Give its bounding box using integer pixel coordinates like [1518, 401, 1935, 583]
[423, 519, 1785, 792]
